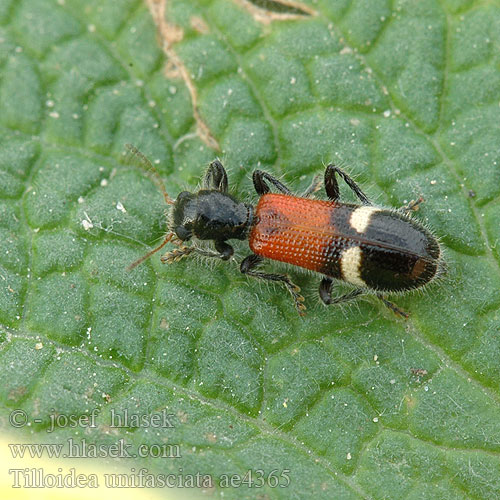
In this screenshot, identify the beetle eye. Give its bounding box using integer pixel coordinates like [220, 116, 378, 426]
[175, 225, 192, 241]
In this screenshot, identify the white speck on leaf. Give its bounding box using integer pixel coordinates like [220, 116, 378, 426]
[82, 212, 93, 231]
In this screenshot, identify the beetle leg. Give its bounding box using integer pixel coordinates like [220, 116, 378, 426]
[253, 170, 293, 196]
[377, 295, 409, 319]
[320, 279, 408, 317]
[302, 174, 322, 198]
[204, 159, 228, 192]
[399, 196, 424, 214]
[214, 240, 234, 260]
[161, 241, 234, 264]
[325, 164, 371, 205]
[161, 245, 195, 263]
[240, 254, 306, 315]
[319, 277, 363, 304]
[319, 277, 333, 304]
[190, 241, 234, 260]
[192, 244, 234, 260]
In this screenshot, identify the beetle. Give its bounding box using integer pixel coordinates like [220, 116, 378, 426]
[125, 144, 443, 317]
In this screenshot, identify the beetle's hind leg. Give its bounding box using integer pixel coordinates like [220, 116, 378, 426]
[253, 170, 293, 196]
[377, 295, 409, 319]
[319, 277, 363, 304]
[399, 196, 424, 215]
[325, 164, 371, 205]
[320, 278, 409, 318]
[241, 254, 306, 315]
[204, 160, 228, 192]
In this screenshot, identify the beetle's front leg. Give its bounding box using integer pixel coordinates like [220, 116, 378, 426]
[204, 160, 228, 192]
[161, 240, 234, 264]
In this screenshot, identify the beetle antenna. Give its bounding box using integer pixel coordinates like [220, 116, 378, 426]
[123, 144, 174, 206]
[127, 232, 175, 271]
[123, 144, 176, 270]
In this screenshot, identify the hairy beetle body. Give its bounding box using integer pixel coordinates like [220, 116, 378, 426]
[125, 144, 444, 317]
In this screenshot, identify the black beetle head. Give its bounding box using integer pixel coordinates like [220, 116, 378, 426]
[172, 190, 252, 242]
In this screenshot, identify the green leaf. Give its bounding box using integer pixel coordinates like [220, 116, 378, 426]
[1, 0, 500, 498]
